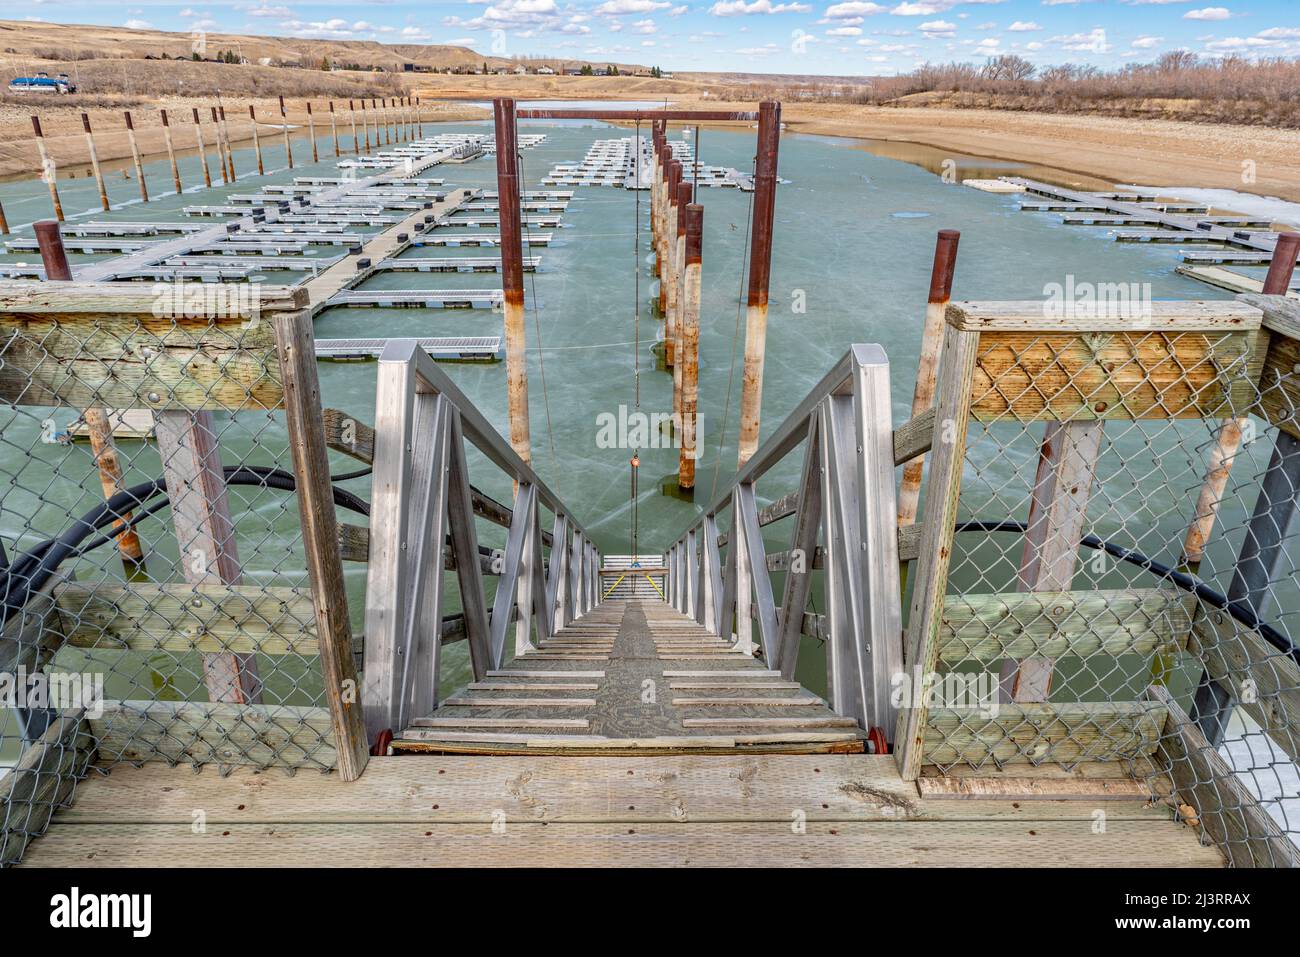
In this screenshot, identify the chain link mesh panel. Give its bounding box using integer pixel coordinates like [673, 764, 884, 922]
[0, 284, 344, 865]
[911, 302, 1298, 866]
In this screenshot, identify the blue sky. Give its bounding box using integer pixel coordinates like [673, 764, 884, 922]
[23, 1, 1300, 76]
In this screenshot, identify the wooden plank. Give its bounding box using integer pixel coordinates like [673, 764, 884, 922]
[923, 702, 1167, 766]
[1247, 299, 1300, 439]
[896, 323, 981, 779]
[53, 582, 319, 655]
[947, 299, 1262, 333]
[274, 311, 368, 780]
[917, 775, 1159, 801]
[44, 756, 1009, 824]
[969, 330, 1267, 421]
[21, 819, 1221, 868]
[893, 407, 935, 466]
[89, 700, 336, 768]
[1150, 684, 1296, 867]
[939, 588, 1192, 663]
[0, 713, 95, 866]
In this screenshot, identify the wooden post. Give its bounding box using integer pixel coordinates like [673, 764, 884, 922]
[672, 180, 692, 423]
[349, 100, 360, 156]
[35, 221, 148, 577]
[383, 98, 392, 145]
[416, 96, 424, 138]
[191, 108, 213, 188]
[31, 117, 64, 222]
[362, 100, 371, 152]
[248, 105, 265, 175]
[0, 201, 9, 235]
[279, 95, 294, 169]
[1181, 232, 1300, 572]
[329, 101, 340, 157]
[679, 203, 703, 491]
[1000, 420, 1105, 702]
[217, 107, 237, 183]
[898, 230, 960, 578]
[209, 107, 229, 184]
[272, 311, 369, 781]
[81, 113, 111, 212]
[123, 111, 149, 204]
[663, 159, 681, 367]
[737, 100, 781, 467]
[155, 405, 261, 703]
[160, 109, 183, 195]
[306, 101, 319, 163]
[495, 97, 532, 466]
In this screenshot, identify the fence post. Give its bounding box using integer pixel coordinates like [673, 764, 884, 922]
[81, 113, 111, 211]
[248, 105, 264, 175]
[279, 95, 294, 169]
[306, 101, 319, 163]
[160, 109, 183, 195]
[737, 100, 782, 468]
[898, 230, 960, 586]
[123, 112, 149, 203]
[31, 117, 64, 221]
[35, 222, 148, 578]
[272, 310, 369, 780]
[679, 203, 703, 491]
[329, 101, 340, 157]
[495, 98, 532, 467]
[189, 108, 211, 188]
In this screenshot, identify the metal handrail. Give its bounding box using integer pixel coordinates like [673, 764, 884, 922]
[659, 343, 903, 736]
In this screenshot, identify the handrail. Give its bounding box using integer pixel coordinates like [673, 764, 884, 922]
[362, 340, 603, 744]
[660, 343, 903, 739]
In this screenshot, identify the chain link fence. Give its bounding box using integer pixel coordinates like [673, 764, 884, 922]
[1, 280, 361, 865]
[902, 295, 1299, 866]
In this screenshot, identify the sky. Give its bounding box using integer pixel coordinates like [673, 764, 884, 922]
[20, 1, 1300, 77]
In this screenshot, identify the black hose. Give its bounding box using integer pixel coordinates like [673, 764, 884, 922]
[1, 466, 370, 624]
[954, 520, 1298, 664]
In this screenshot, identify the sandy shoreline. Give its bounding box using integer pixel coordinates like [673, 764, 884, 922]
[7, 90, 1300, 212]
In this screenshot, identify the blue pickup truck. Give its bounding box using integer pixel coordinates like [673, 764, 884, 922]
[8, 72, 77, 94]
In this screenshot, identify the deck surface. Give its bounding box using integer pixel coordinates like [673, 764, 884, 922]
[395, 599, 864, 755]
[21, 754, 1221, 867]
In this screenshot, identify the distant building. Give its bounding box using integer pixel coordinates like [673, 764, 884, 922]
[537, 65, 555, 75]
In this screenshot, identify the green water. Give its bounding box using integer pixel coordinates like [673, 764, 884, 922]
[4, 117, 1282, 719]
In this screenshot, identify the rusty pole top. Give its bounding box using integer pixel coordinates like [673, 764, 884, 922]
[124, 111, 135, 131]
[677, 182, 692, 235]
[928, 229, 961, 304]
[160, 109, 170, 127]
[34, 221, 72, 281]
[494, 98, 524, 303]
[81, 113, 93, 133]
[746, 100, 781, 309]
[31, 115, 43, 137]
[1263, 233, 1300, 295]
[668, 159, 681, 205]
[685, 204, 703, 265]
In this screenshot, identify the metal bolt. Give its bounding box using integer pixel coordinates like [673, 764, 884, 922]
[147, 391, 161, 403]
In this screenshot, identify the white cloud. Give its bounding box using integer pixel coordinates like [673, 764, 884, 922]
[709, 0, 811, 13]
[247, 5, 293, 17]
[1184, 7, 1230, 20]
[123, 18, 152, 29]
[1008, 21, 1041, 32]
[1131, 35, 1163, 48]
[824, 0, 885, 16]
[594, 0, 670, 12]
[826, 25, 862, 35]
[1051, 28, 1110, 53]
[632, 17, 658, 31]
[918, 18, 955, 37]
